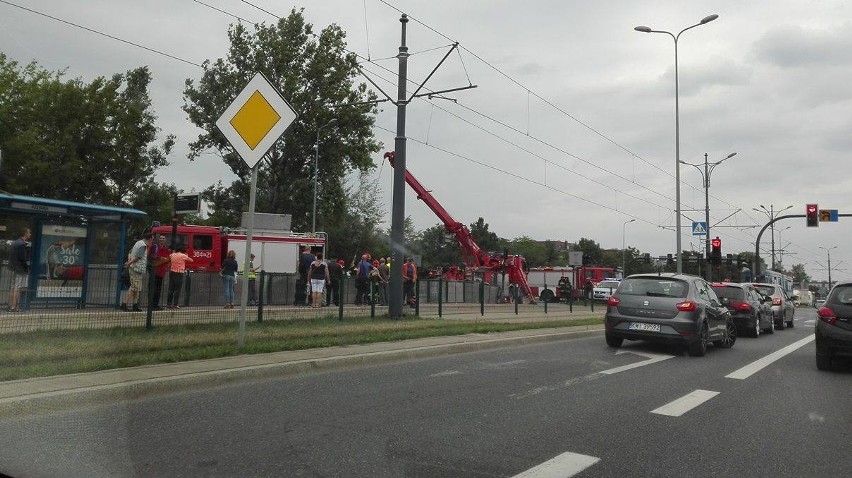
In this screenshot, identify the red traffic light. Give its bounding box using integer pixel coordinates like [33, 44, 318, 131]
[806, 203, 819, 227]
[711, 237, 721, 248]
[807, 204, 817, 214]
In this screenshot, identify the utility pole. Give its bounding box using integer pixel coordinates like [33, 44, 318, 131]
[358, 14, 476, 319]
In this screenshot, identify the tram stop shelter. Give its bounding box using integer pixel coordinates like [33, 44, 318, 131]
[0, 193, 146, 309]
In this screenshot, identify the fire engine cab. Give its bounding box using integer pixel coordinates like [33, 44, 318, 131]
[149, 224, 326, 274]
[526, 266, 617, 302]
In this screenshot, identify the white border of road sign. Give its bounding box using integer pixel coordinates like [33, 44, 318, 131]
[215, 72, 297, 169]
[692, 221, 707, 236]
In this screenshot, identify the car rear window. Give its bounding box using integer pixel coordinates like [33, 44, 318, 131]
[618, 278, 688, 298]
[711, 286, 744, 301]
[827, 285, 852, 305]
[754, 285, 776, 296]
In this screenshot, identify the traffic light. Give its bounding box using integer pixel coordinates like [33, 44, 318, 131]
[711, 237, 722, 266]
[806, 204, 819, 227]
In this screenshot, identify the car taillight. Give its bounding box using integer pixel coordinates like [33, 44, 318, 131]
[732, 302, 751, 312]
[676, 300, 697, 312]
[607, 296, 620, 307]
[772, 297, 782, 306]
[818, 307, 838, 325]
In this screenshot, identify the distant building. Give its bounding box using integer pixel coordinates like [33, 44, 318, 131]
[537, 240, 573, 251]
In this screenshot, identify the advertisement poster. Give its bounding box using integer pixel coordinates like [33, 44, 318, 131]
[37, 224, 87, 299]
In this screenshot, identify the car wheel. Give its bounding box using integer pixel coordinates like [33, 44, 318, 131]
[764, 313, 774, 334]
[752, 318, 761, 338]
[539, 288, 555, 303]
[787, 313, 795, 328]
[816, 353, 832, 371]
[714, 320, 737, 349]
[605, 333, 623, 348]
[688, 323, 708, 357]
[776, 315, 786, 331]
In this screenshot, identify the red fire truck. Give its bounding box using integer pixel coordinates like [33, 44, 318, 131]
[149, 224, 326, 274]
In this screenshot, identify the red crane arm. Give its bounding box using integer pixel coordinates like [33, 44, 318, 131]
[385, 151, 489, 267]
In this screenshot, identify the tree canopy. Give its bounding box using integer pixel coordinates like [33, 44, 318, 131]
[183, 9, 381, 233]
[0, 54, 173, 206]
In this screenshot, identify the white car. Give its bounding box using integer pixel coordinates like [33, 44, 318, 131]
[593, 279, 621, 301]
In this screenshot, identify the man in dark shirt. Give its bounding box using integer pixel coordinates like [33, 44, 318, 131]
[326, 258, 343, 306]
[8, 227, 31, 312]
[295, 246, 315, 306]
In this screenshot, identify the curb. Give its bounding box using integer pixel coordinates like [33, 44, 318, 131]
[0, 325, 604, 419]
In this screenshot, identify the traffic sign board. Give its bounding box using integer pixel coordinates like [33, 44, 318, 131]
[819, 209, 839, 222]
[215, 73, 297, 168]
[692, 222, 707, 236]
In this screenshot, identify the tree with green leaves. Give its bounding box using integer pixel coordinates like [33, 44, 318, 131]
[183, 9, 381, 238]
[0, 54, 173, 205]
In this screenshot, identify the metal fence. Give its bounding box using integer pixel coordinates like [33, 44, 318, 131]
[0, 265, 590, 334]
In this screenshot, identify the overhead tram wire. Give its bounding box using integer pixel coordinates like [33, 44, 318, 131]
[0, 0, 202, 68]
[373, 124, 651, 228]
[357, 63, 672, 211]
[373, 0, 760, 239]
[191, 0, 251, 23]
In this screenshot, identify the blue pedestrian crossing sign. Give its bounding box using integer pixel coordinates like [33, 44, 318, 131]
[692, 222, 708, 236]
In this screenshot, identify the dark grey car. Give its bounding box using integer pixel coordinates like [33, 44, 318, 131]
[605, 273, 736, 356]
[749, 283, 795, 329]
[816, 280, 852, 370]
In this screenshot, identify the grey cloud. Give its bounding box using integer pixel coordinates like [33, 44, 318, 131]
[752, 23, 852, 67]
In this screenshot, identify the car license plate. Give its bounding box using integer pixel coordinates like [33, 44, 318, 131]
[629, 322, 661, 332]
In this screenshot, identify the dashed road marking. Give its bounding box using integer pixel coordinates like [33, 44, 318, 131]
[725, 335, 815, 380]
[512, 451, 600, 478]
[651, 389, 720, 417]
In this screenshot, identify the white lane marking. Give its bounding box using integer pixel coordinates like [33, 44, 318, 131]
[512, 451, 600, 478]
[651, 389, 720, 417]
[600, 350, 674, 375]
[429, 370, 461, 377]
[725, 335, 815, 380]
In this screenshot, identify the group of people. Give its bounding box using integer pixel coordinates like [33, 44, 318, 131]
[119, 233, 196, 311]
[296, 248, 418, 308]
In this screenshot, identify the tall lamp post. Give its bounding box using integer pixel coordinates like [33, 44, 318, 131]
[819, 245, 838, 290]
[622, 219, 636, 277]
[752, 204, 792, 270]
[635, 13, 719, 273]
[680, 151, 736, 280]
[313, 118, 337, 233]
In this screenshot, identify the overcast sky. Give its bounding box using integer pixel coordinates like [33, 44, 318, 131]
[2, 0, 851, 283]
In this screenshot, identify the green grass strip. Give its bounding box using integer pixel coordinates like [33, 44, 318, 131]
[0, 315, 602, 381]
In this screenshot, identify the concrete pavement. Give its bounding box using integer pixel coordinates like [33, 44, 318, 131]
[0, 306, 605, 418]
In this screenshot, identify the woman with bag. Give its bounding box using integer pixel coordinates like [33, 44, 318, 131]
[220, 250, 239, 309]
[308, 253, 330, 309]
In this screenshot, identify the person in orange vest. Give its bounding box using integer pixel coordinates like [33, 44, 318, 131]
[403, 257, 418, 308]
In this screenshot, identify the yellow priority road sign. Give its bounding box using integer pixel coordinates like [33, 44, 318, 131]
[215, 73, 297, 168]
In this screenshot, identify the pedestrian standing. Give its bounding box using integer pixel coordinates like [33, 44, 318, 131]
[221, 250, 239, 309]
[377, 257, 389, 306]
[355, 253, 372, 305]
[326, 258, 343, 306]
[121, 232, 152, 312]
[7, 227, 31, 312]
[151, 234, 171, 310]
[295, 246, 315, 306]
[245, 253, 260, 305]
[584, 279, 593, 306]
[308, 252, 330, 308]
[403, 257, 418, 308]
[167, 245, 193, 309]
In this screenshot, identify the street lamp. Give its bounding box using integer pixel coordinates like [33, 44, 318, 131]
[680, 151, 736, 280]
[752, 204, 793, 270]
[622, 219, 636, 277]
[313, 118, 337, 233]
[819, 245, 838, 290]
[635, 13, 719, 273]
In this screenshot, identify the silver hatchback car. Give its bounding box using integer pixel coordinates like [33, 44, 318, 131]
[605, 273, 736, 356]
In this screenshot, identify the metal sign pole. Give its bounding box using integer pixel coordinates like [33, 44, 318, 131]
[238, 163, 258, 347]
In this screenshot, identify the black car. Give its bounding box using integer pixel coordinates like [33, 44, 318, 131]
[711, 282, 774, 337]
[605, 273, 736, 356]
[815, 280, 852, 370]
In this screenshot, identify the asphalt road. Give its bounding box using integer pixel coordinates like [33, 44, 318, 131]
[0, 308, 849, 477]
